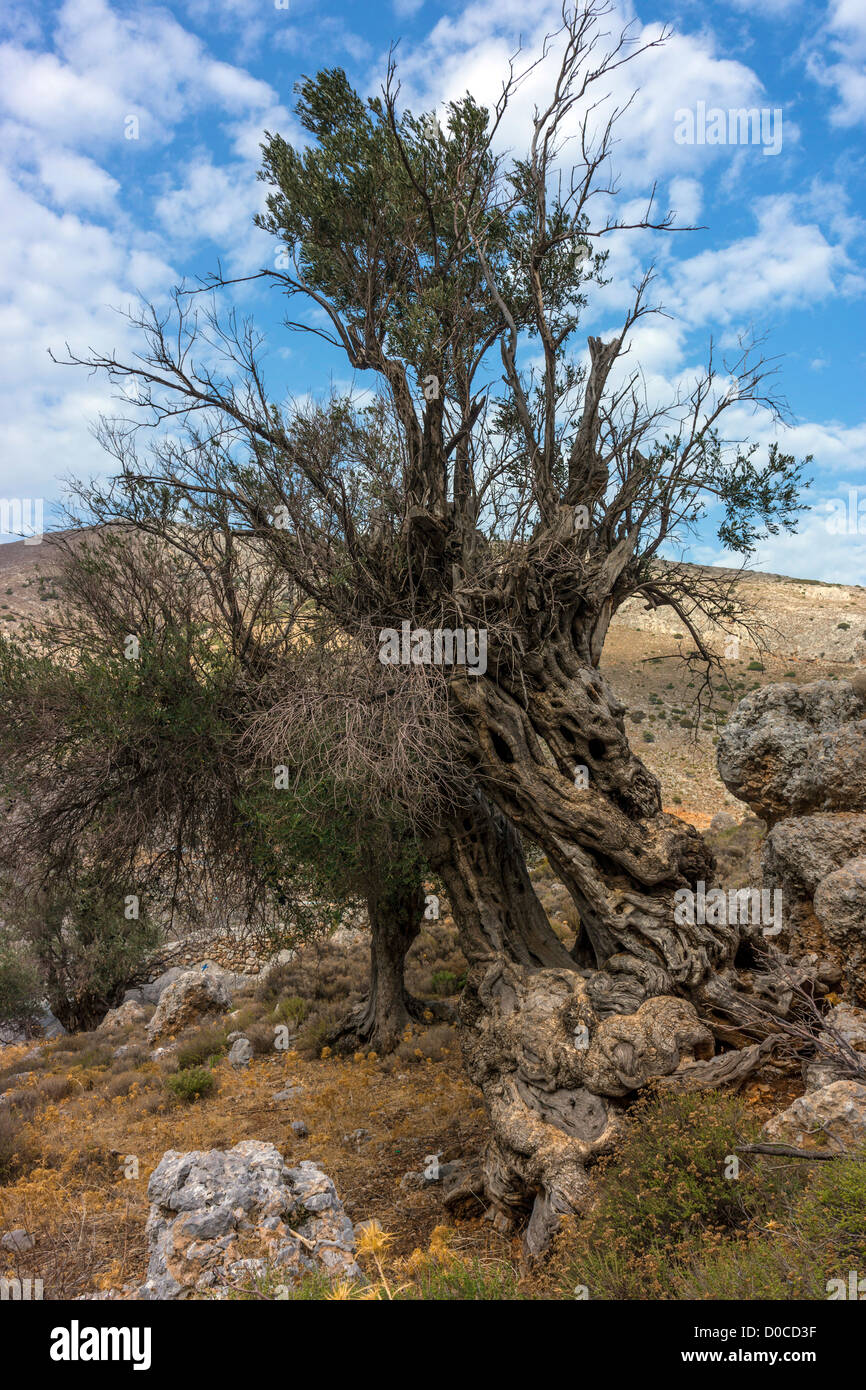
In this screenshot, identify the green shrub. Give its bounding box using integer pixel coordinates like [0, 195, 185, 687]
[271, 996, 310, 1028]
[556, 1092, 866, 1301]
[174, 1024, 229, 1071]
[397, 1258, 523, 1300]
[165, 1067, 216, 1103]
[431, 970, 462, 996]
[0, 933, 40, 1025]
[558, 1091, 781, 1299]
[1, 878, 162, 1033]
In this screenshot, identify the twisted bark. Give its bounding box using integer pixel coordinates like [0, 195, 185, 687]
[426, 789, 723, 1252]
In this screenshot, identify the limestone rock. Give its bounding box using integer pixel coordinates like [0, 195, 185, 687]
[717, 680, 866, 823]
[141, 967, 187, 1005]
[762, 1080, 866, 1152]
[1, 1229, 34, 1252]
[763, 815, 866, 900]
[97, 1000, 151, 1035]
[135, 1142, 359, 1299]
[824, 1001, 866, 1050]
[813, 858, 866, 999]
[146, 971, 231, 1043]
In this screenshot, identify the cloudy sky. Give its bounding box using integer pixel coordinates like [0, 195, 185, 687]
[1, 0, 864, 581]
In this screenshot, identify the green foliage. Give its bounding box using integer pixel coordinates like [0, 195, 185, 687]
[0, 931, 40, 1025]
[430, 969, 463, 996]
[3, 877, 162, 1033]
[165, 1067, 216, 1103]
[174, 1025, 229, 1071]
[271, 995, 310, 1027]
[558, 1090, 866, 1301]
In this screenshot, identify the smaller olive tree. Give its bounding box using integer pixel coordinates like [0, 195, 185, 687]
[0, 928, 41, 1032]
[0, 526, 436, 1046]
[0, 876, 161, 1033]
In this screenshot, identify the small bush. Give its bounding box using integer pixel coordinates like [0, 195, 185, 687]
[557, 1091, 778, 1299]
[36, 1074, 76, 1102]
[431, 970, 462, 996]
[165, 1067, 216, 1104]
[398, 1258, 523, 1301]
[0, 934, 41, 1026]
[174, 1024, 229, 1071]
[396, 1023, 456, 1063]
[104, 1070, 147, 1098]
[271, 996, 310, 1028]
[297, 1010, 341, 1058]
[69, 1045, 114, 1072]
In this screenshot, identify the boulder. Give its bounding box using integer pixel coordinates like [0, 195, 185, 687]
[0, 1004, 66, 1047]
[97, 1000, 151, 1035]
[718, 680, 866, 824]
[763, 815, 866, 901]
[1, 1229, 34, 1253]
[191, 960, 258, 995]
[762, 1079, 866, 1152]
[802, 1059, 847, 1093]
[146, 971, 231, 1043]
[824, 1001, 866, 1051]
[141, 967, 187, 1006]
[813, 858, 866, 999]
[136, 1142, 359, 1299]
[760, 821, 866, 998]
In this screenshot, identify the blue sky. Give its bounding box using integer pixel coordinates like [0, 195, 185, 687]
[1, 0, 864, 581]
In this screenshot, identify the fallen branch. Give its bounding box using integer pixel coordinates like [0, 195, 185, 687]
[736, 1142, 846, 1161]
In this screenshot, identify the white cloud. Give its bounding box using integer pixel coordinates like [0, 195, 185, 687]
[806, 0, 866, 126]
[0, 0, 307, 505]
[35, 149, 119, 212]
[0, 167, 178, 499]
[0, 0, 289, 149]
[668, 176, 703, 226]
[154, 156, 271, 274]
[665, 196, 852, 326]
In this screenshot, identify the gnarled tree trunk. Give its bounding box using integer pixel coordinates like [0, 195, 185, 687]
[426, 702, 734, 1252]
[450, 641, 736, 1008]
